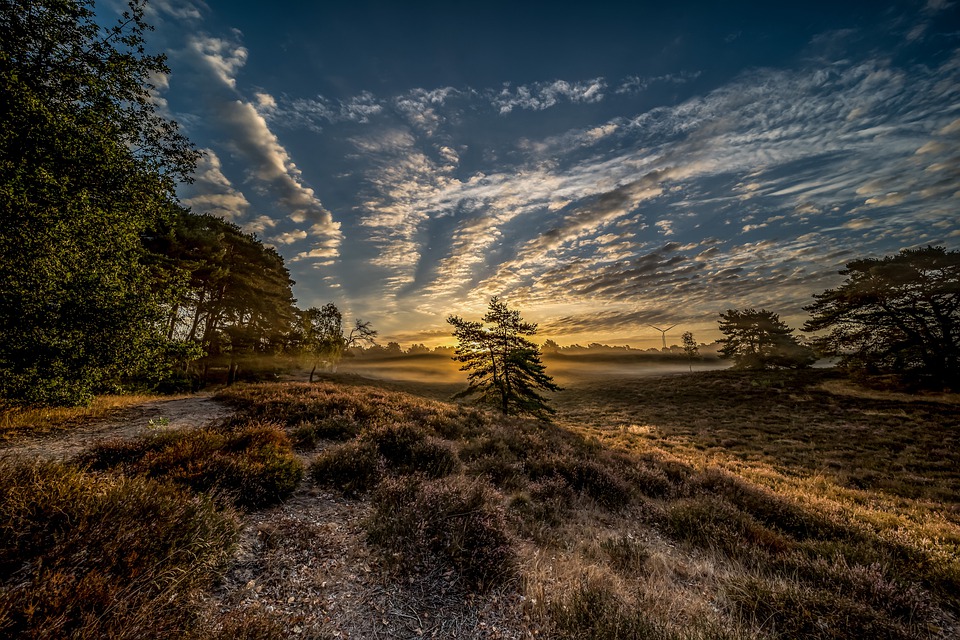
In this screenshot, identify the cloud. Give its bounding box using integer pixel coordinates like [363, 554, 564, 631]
[242, 214, 277, 235]
[271, 229, 308, 244]
[615, 71, 701, 94]
[181, 34, 342, 258]
[184, 34, 247, 89]
[490, 78, 606, 114]
[180, 148, 252, 220]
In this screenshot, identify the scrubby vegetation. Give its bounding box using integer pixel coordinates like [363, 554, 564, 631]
[214, 374, 959, 638]
[79, 421, 304, 509]
[3, 367, 957, 637]
[0, 460, 239, 638]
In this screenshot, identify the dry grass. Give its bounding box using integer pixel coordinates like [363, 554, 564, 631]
[7, 367, 958, 638]
[0, 393, 176, 440]
[215, 373, 958, 638]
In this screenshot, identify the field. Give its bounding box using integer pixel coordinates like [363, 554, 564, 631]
[2, 361, 958, 638]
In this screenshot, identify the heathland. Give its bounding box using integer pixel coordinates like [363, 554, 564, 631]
[2, 359, 958, 639]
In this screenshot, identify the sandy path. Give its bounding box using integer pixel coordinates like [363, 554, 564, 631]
[0, 394, 235, 462]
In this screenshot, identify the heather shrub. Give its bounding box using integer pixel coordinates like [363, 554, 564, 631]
[726, 576, 917, 640]
[546, 577, 661, 640]
[80, 423, 304, 509]
[664, 496, 793, 557]
[509, 476, 574, 540]
[291, 415, 361, 449]
[0, 460, 238, 639]
[689, 468, 846, 540]
[600, 535, 651, 575]
[366, 476, 515, 591]
[363, 422, 461, 477]
[310, 440, 383, 497]
[527, 455, 633, 511]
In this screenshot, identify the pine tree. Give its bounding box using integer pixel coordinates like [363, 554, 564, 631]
[448, 297, 560, 417]
[717, 309, 815, 370]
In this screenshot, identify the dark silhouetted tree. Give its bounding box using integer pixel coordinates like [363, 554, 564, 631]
[804, 246, 960, 387]
[681, 331, 699, 372]
[146, 209, 298, 384]
[718, 309, 815, 370]
[0, 0, 199, 405]
[299, 303, 375, 381]
[448, 297, 560, 417]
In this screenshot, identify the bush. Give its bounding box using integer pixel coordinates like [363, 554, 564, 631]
[80, 423, 304, 509]
[366, 476, 515, 591]
[527, 455, 633, 511]
[547, 577, 661, 640]
[0, 460, 238, 639]
[600, 535, 650, 575]
[363, 422, 461, 478]
[292, 415, 361, 449]
[310, 440, 383, 497]
[726, 576, 917, 640]
[664, 496, 793, 558]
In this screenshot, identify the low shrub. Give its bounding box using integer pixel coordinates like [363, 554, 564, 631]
[509, 477, 575, 542]
[689, 468, 847, 540]
[363, 422, 461, 478]
[664, 496, 793, 558]
[600, 535, 650, 575]
[366, 476, 515, 591]
[0, 460, 238, 639]
[546, 577, 661, 640]
[292, 415, 362, 449]
[726, 576, 918, 640]
[80, 423, 304, 509]
[527, 455, 633, 511]
[310, 440, 383, 497]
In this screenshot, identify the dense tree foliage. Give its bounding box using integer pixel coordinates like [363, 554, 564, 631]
[0, 0, 198, 404]
[448, 297, 560, 417]
[718, 309, 815, 370]
[146, 208, 298, 385]
[296, 302, 376, 381]
[804, 246, 960, 386]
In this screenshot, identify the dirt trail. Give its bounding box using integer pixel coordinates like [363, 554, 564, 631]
[0, 394, 234, 462]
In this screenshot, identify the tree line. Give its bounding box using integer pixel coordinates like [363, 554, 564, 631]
[0, 1, 373, 405]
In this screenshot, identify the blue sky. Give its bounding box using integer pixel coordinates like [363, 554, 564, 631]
[114, 0, 959, 347]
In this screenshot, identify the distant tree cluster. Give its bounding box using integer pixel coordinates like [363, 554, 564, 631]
[717, 309, 815, 370]
[715, 246, 959, 387]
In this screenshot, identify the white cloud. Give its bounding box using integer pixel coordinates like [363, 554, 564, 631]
[182, 34, 342, 258]
[180, 148, 251, 221]
[491, 78, 606, 114]
[271, 229, 308, 244]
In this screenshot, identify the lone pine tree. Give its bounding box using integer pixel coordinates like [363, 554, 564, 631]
[448, 297, 560, 417]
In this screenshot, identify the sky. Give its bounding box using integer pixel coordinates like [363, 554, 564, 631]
[109, 0, 959, 347]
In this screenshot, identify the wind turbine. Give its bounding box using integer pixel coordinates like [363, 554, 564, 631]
[648, 324, 677, 350]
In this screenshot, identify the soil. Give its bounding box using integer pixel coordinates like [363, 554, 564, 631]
[0, 393, 234, 461]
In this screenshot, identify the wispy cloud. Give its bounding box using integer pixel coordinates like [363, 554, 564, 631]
[180, 148, 251, 221]
[180, 33, 342, 259]
[489, 78, 606, 114]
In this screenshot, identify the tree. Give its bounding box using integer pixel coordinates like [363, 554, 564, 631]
[146, 208, 298, 385]
[0, 1, 198, 405]
[447, 297, 560, 417]
[717, 309, 815, 370]
[804, 246, 960, 386]
[299, 303, 376, 381]
[681, 331, 699, 372]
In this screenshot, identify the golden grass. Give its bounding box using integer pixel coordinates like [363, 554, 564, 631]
[0, 393, 176, 440]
